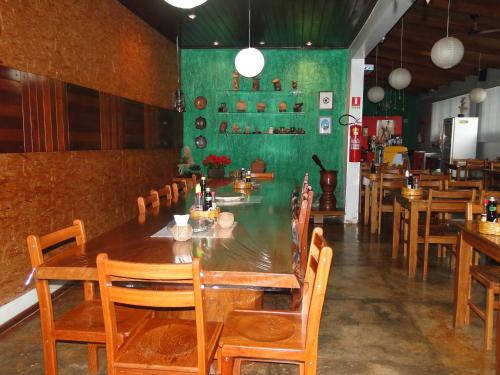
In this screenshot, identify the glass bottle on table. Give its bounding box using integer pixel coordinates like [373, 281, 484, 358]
[487, 197, 498, 222]
[204, 188, 212, 211]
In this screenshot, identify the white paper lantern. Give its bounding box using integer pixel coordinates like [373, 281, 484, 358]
[367, 86, 385, 103]
[469, 87, 487, 104]
[430, 36, 464, 69]
[165, 0, 207, 9]
[388, 68, 412, 90]
[234, 48, 265, 78]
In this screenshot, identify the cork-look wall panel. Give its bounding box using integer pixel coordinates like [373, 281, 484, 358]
[0, 0, 178, 108]
[0, 149, 179, 305]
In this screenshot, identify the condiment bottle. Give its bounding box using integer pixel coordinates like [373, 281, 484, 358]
[487, 197, 498, 222]
[240, 168, 246, 180]
[481, 199, 489, 222]
[204, 187, 212, 211]
[245, 170, 252, 183]
[405, 170, 410, 188]
[370, 162, 376, 174]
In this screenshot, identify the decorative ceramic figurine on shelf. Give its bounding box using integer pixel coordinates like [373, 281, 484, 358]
[278, 101, 287, 112]
[293, 102, 303, 112]
[236, 100, 247, 112]
[244, 126, 251, 134]
[272, 78, 281, 91]
[256, 102, 266, 112]
[292, 80, 298, 90]
[252, 77, 260, 91]
[232, 70, 240, 91]
[218, 102, 228, 113]
[232, 123, 240, 133]
[219, 121, 228, 133]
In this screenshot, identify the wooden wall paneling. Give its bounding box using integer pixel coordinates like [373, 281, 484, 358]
[0, 66, 24, 153]
[121, 98, 145, 149]
[158, 108, 183, 149]
[54, 81, 69, 151]
[144, 105, 160, 149]
[67, 84, 100, 150]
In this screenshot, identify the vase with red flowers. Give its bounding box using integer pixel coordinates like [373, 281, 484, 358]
[202, 154, 232, 179]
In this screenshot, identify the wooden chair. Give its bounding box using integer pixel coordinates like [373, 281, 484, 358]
[466, 202, 500, 350]
[377, 173, 405, 235]
[96, 254, 223, 375]
[218, 227, 333, 375]
[150, 184, 172, 205]
[465, 159, 487, 181]
[484, 161, 500, 189]
[480, 190, 500, 203]
[419, 173, 448, 181]
[27, 221, 151, 375]
[173, 177, 193, 190]
[445, 178, 483, 194]
[410, 169, 430, 175]
[251, 172, 275, 180]
[420, 189, 476, 280]
[419, 179, 444, 190]
[172, 181, 188, 201]
[137, 192, 160, 215]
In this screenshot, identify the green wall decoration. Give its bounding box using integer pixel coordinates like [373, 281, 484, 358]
[181, 49, 348, 206]
[363, 87, 417, 150]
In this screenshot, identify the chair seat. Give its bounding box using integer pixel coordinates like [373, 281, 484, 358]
[471, 266, 500, 289]
[115, 318, 223, 372]
[219, 309, 306, 362]
[54, 300, 151, 343]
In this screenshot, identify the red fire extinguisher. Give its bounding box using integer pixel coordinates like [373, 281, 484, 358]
[349, 123, 361, 162]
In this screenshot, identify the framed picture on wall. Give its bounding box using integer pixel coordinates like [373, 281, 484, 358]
[319, 116, 332, 134]
[319, 91, 333, 109]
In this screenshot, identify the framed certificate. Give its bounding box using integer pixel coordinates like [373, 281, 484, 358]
[319, 91, 333, 109]
[319, 116, 332, 135]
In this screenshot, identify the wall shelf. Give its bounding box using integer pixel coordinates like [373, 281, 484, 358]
[216, 112, 305, 116]
[217, 90, 303, 95]
[221, 133, 306, 136]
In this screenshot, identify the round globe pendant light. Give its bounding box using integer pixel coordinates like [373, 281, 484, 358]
[469, 87, 487, 104]
[235, 48, 265, 78]
[389, 68, 412, 90]
[430, 0, 464, 69]
[165, 0, 207, 9]
[367, 86, 385, 103]
[235, 0, 265, 78]
[469, 54, 487, 104]
[389, 18, 411, 90]
[367, 46, 385, 103]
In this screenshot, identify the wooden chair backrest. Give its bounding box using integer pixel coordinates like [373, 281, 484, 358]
[297, 190, 314, 277]
[419, 179, 443, 190]
[96, 254, 209, 375]
[378, 173, 405, 199]
[151, 184, 172, 203]
[251, 172, 275, 180]
[445, 179, 483, 192]
[465, 159, 487, 168]
[410, 169, 430, 175]
[301, 173, 309, 195]
[465, 202, 483, 220]
[419, 173, 448, 181]
[301, 227, 333, 357]
[136, 192, 160, 215]
[27, 220, 86, 268]
[172, 181, 187, 201]
[489, 161, 500, 171]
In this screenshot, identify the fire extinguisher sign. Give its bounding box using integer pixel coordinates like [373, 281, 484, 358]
[351, 96, 361, 108]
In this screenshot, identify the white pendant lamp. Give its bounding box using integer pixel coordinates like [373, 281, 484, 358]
[235, 0, 265, 78]
[165, 0, 207, 9]
[367, 46, 385, 103]
[389, 18, 411, 90]
[469, 54, 487, 104]
[430, 0, 464, 69]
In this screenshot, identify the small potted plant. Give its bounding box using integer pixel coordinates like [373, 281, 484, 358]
[202, 154, 232, 179]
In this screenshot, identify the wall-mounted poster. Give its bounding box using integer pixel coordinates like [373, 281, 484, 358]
[319, 91, 333, 109]
[319, 116, 332, 134]
[376, 119, 395, 140]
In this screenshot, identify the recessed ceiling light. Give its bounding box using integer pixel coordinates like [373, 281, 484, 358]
[188, 13, 197, 19]
[306, 41, 312, 46]
[213, 41, 219, 46]
[259, 41, 265, 45]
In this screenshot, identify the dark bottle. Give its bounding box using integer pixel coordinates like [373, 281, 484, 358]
[408, 173, 414, 189]
[200, 176, 207, 206]
[240, 168, 246, 180]
[487, 197, 498, 222]
[204, 187, 212, 211]
[370, 162, 376, 174]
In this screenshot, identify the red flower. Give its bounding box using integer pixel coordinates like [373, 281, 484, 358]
[202, 154, 232, 168]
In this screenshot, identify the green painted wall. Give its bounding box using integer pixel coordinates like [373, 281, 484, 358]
[181, 49, 348, 206]
[363, 88, 417, 150]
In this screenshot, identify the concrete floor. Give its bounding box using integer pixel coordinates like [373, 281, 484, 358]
[0, 219, 495, 374]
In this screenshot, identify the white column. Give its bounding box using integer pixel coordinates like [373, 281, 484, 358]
[343, 58, 364, 223]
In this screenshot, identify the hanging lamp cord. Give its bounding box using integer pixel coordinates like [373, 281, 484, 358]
[400, 18, 404, 68]
[375, 45, 379, 86]
[176, 35, 180, 86]
[248, 0, 251, 48]
[446, 0, 451, 37]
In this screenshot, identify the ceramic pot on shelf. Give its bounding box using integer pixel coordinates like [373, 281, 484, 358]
[207, 166, 225, 179]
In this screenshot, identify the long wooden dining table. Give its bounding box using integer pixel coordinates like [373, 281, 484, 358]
[35, 178, 300, 320]
[452, 220, 500, 374]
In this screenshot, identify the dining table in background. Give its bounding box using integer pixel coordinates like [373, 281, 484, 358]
[35, 179, 301, 322]
[452, 221, 500, 374]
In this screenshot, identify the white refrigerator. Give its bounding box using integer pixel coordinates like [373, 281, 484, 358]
[440, 117, 479, 165]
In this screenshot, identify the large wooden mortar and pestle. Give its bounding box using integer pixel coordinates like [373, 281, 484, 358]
[312, 154, 338, 211]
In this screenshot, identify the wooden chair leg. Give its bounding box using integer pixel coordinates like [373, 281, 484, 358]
[403, 210, 408, 257]
[485, 287, 494, 351]
[473, 250, 480, 266]
[437, 245, 442, 258]
[42, 337, 58, 375]
[304, 357, 317, 375]
[216, 348, 222, 375]
[299, 362, 305, 375]
[222, 355, 234, 375]
[87, 344, 99, 374]
[423, 246, 429, 281]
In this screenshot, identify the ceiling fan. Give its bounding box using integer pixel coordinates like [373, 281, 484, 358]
[468, 14, 500, 36]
